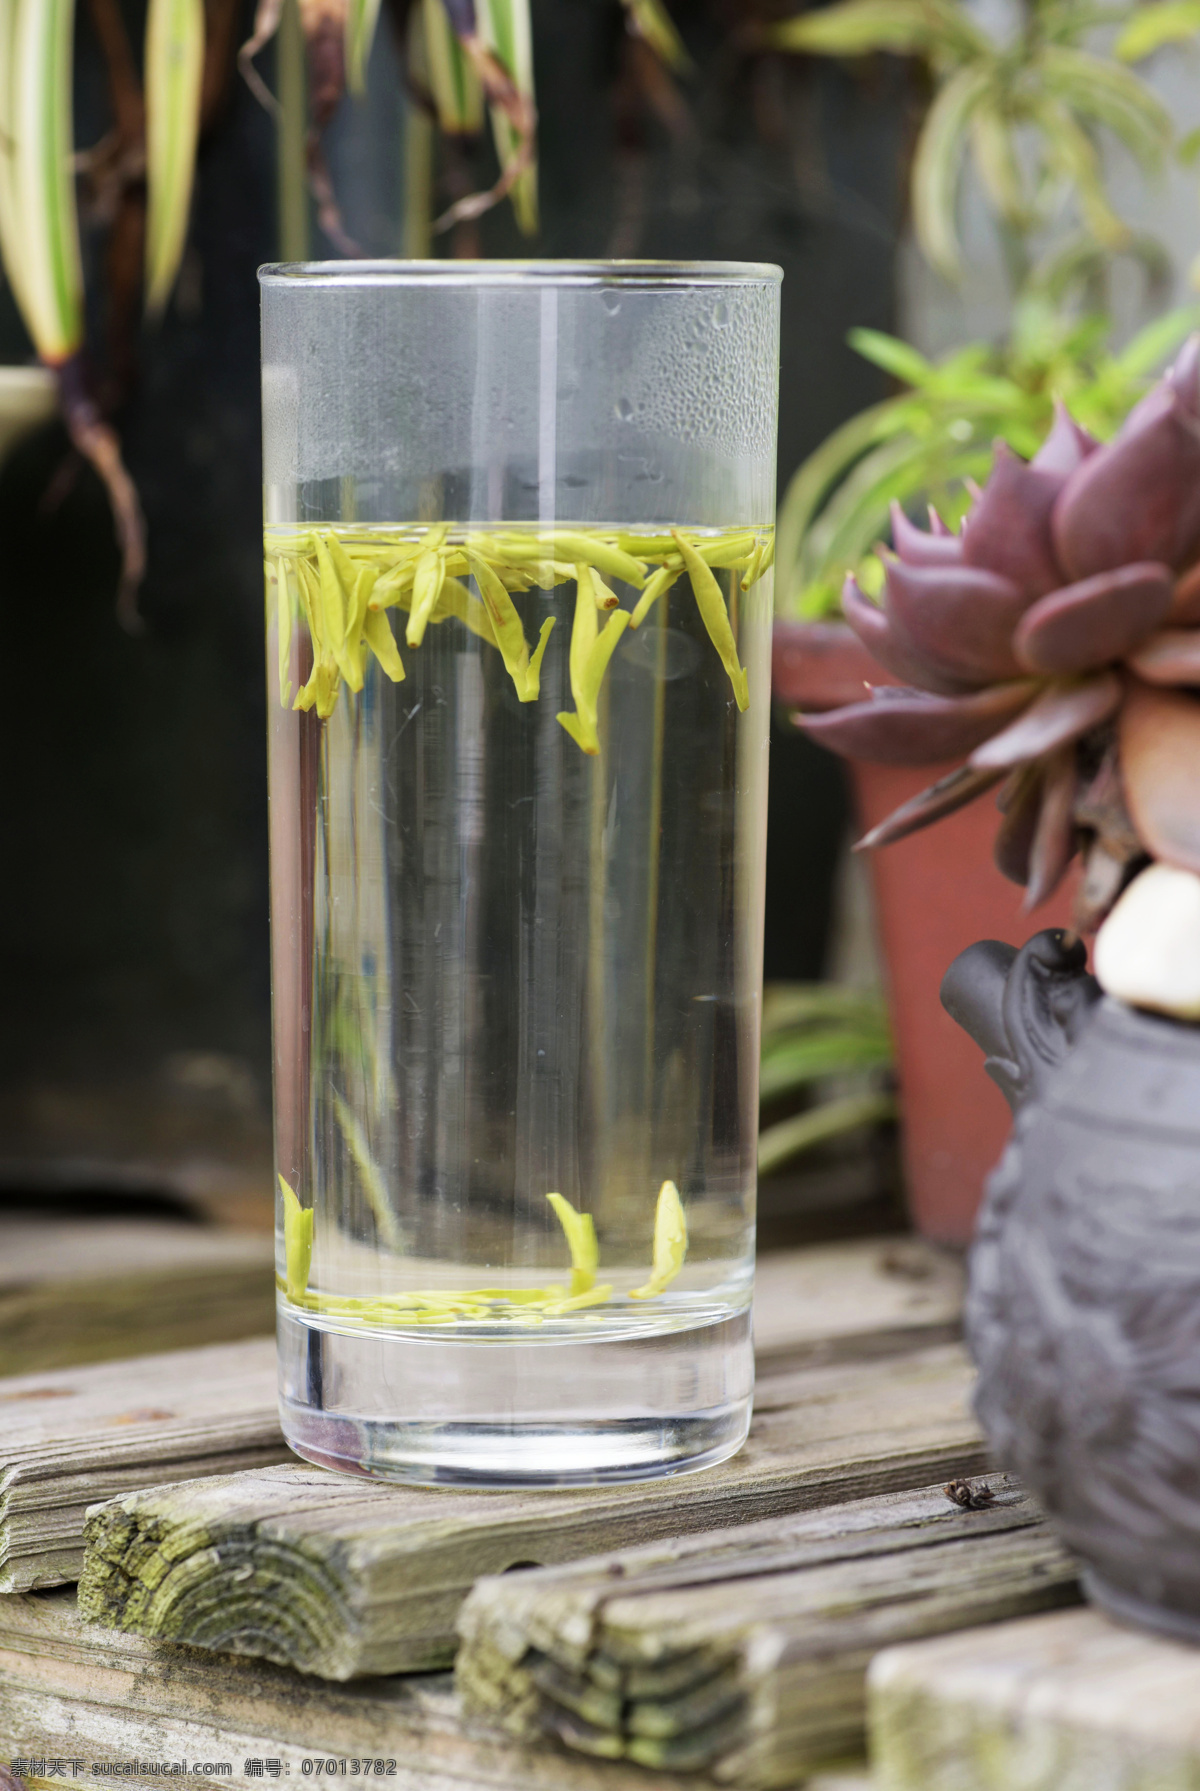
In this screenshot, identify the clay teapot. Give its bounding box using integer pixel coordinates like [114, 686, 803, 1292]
[942, 928, 1200, 1641]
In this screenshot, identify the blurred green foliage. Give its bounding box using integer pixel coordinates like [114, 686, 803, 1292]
[758, 982, 895, 1175]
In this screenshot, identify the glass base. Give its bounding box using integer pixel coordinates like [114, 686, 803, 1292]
[277, 1304, 753, 1487]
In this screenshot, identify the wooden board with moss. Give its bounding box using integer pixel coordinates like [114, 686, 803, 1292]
[78, 1343, 986, 1680]
[455, 1482, 1079, 1788]
[868, 1606, 1200, 1791]
[0, 1587, 716, 1791]
[0, 1217, 274, 1378]
[0, 1238, 961, 1599]
[0, 1340, 290, 1595]
[0, 1575, 879, 1791]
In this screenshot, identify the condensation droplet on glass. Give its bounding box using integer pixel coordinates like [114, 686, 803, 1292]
[616, 396, 634, 421]
[712, 301, 730, 330]
[602, 290, 621, 316]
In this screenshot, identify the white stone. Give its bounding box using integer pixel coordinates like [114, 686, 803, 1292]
[1094, 863, 1200, 1019]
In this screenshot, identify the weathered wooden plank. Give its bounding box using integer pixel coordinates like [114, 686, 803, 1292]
[0, 1587, 723, 1791]
[751, 1239, 962, 1375]
[0, 1340, 290, 1594]
[456, 1483, 1079, 1789]
[868, 1606, 1200, 1791]
[1, 1239, 962, 1603]
[79, 1344, 987, 1680]
[0, 1218, 274, 1376]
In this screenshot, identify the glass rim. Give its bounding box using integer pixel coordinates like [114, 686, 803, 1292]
[258, 258, 783, 289]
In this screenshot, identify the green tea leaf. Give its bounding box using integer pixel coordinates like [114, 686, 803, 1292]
[546, 1191, 599, 1296]
[557, 577, 630, 753]
[629, 561, 681, 628]
[279, 1174, 313, 1302]
[406, 547, 447, 647]
[541, 531, 648, 585]
[466, 549, 549, 699]
[672, 529, 748, 709]
[630, 1180, 687, 1299]
[363, 608, 406, 682]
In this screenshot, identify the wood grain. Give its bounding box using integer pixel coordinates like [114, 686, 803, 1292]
[869, 1606, 1200, 1791]
[751, 1238, 962, 1375]
[0, 1218, 274, 1376]
[457, 1483, 1079, 1788]
[79, 1344, 987, 1680]
[0, 1587, 722, 1791]
[0, 1339, 288, 1593]
[1, 1237, 962, 1603]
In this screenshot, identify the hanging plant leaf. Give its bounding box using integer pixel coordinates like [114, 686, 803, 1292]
[144, 0, 206, 315]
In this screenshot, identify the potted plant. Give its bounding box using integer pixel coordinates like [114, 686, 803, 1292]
[765, 0, 1200, 1240]
[846, 339, 1200, 1642]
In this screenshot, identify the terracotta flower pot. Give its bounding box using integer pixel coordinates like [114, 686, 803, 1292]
[772, 619, 1075, 1245]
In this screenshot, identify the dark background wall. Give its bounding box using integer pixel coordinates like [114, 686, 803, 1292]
[0, 1, 903, 1187]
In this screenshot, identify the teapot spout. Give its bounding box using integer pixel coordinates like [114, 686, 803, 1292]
[941, 929, 1100, 1113]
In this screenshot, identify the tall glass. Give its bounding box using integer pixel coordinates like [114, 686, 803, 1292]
[261, 261, 781, 1485]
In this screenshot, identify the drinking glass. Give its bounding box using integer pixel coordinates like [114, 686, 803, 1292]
[261, 260, 781, 1484]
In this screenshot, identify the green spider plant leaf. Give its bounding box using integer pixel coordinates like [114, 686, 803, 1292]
[1116, 0, 1200, 60]
[912, 61, 996, 280]
[762, 981, 890, 1036]
[345, 0, 382, 92]
[620, 0, 691, 72]
[846, 328, 937, 386]
[0, 0, 29, 322]
[144, 0, 205, 316]
[774, 397, 907, 611]
[630, 1180, 687, 1300]
[2, 0, 83, 363]
[1115, 303, 1200, 377]
[1032, 94, 1130, 249]
[760, 1026, 894, 1102]
[546, 1192, 598, 1296]
[758, 1092, 897, 1177]
[476, 0, 538, 234]
[767, 0, 941, 57]
[279, 1175, 314, 1301]
[1036, 47, 1171, 171]
[970, 99, 1030, 228]
[422, 0, 484, 130]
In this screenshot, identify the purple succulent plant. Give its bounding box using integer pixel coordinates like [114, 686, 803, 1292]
[801, 336, 1200, 930]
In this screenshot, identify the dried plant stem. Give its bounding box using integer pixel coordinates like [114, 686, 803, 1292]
[58, 358, 146, 633]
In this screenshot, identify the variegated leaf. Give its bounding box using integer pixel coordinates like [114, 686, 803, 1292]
[145, 0, 206, 315]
